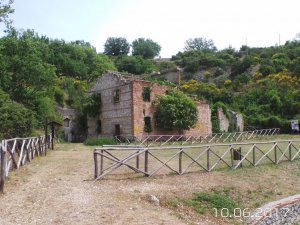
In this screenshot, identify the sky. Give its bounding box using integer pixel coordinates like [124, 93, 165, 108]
[3, 0, 300, 57]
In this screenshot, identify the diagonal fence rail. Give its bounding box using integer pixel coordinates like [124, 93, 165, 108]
[94, 139, 300, 180]
[114, 128, 280, 147]
[0, 135, 52, 193]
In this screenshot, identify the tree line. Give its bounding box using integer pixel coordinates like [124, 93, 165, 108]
[1, 0, 300, 138]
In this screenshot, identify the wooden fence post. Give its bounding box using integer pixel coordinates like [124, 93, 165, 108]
[94, 152, 98, 179]
[207, 147, 211, 171]
[289, 142, 292, 161]
[274, 142, 278, 164]
[45, 118, 48, 151]
[136, 150, 140, 171]
[253, 145, 256, 166]
[179, 149, 183, 174]
[0, 141, 7, 193]
[230, 147, 234, 167]
[51, 123, 54, 150]
[144, 150, 149, 176]
[100, 150, 104, 175]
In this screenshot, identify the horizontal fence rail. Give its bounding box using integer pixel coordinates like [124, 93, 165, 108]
[114, 128, 280, 147]
[0, 135, 52, 193]
[94, 139, 300, 180]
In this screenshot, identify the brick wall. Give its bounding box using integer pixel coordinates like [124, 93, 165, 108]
[88, 71, 213, 138]
[132, 81, 212, 137]
[88, 72, 133, 137]
[184, 101, 212, 136]
[132, 80, 170, 136]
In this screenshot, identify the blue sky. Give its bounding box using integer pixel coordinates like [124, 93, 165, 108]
[4, 0, 300, 57]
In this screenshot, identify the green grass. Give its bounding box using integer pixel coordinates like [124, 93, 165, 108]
[83, 137, 116, 146]
[181, 188, 238, 215]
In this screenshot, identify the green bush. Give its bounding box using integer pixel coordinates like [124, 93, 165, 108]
[83, 137, 116, 146]
[0, 100, 36, 139]
[154, 90, 198, 132]
[182, 189, 237, 215]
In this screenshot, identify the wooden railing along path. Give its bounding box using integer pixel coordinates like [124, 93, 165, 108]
[0, 135, 52, 193]
[94, 139, 300, 180]
[115, 128, 280, 147]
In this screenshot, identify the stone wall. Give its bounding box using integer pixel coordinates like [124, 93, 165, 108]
[228, 111, 244, 132]
[55, 106, 80, 142]
[88, 72, 134, 137]
[217, 108, 244, 132]
[217, 107, 229, 132]
[151, 67, 181, 83]
[250, 194, 300, 225]
[234, 112, 244, 132]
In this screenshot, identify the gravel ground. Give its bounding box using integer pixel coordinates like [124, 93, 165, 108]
[0, 144, 187, 225]
[1, 143, 299, 225]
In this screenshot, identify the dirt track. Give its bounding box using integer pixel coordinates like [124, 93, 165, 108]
[0, 144, 189, 225]
[1, 143, 299, 225]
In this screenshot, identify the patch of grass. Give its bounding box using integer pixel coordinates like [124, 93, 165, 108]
[165, 198, 179, 208]
[83, 137, 116, 146]
[181, 188, 238, 215]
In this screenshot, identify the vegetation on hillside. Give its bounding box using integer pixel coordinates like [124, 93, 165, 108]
[176, 37, 300, 132]
[0, 2, 299, 138]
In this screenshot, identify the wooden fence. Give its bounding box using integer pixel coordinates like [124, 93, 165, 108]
[114, 128, 280, 146]
[94, 139, 300, 180]
[0, 135, 52, 193]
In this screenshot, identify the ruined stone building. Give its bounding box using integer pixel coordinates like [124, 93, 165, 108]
[87, 71, 212, 137]
[55, 106, 82, 142]
[150, 67, 182, 84]
[217, 107, 244, 132]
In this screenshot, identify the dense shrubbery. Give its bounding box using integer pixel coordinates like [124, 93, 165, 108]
[0, 89, 35, 139]
[154, 90, 198, 132]
[0, 28, 116, 138]
[176, 37, 300, 132]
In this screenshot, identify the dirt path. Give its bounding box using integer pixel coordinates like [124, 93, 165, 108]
[2, 143, 299, 225]
[0, 144, 187, 225]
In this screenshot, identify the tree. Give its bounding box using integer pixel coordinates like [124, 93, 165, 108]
[104, 37, 130, 56]
[184, 37, 217, 52]
[0, 0, 14, 26]
[154, 90, 198, 133]
[132, 38, 161, 59]
[0, 89, 35, 139]
[115, 55, 157, 75]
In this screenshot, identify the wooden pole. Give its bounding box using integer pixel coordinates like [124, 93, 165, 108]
[179, 149, 183, 174]
[100, 150, 104, 175]
[289, 142, 292, 161]
[45, 118, 48, 156]
[136, 150, 140, 171]
[38, 137, 41, 155]
[274, 143, 278, 164]
[207, 148, 210, 171]
[253, 145, 256, 166]
[230, 148, 234, 167]
[144, 150, 149, 176]
[94, 152, 98, 179]
[51, 123, 54, 150]
[0, 141, 7, 193]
